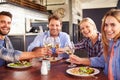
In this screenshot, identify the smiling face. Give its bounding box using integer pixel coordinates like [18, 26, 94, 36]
[80, 21, 96, 38]
[104, 16, 120, 39]
[48, 19, 62, 37]
[0, 15, 11, 36]
[101, 9, 120, 57]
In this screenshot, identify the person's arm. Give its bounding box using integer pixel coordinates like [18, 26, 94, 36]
[19, 47, 48, 60]
[70, 54, 90, 66]
[70, 54, 105, 68]
[90, 54, 105, 68]
[74, 38, 86, 49]
[19, 52, 36, 60]
[0, 47, 48, 61]
[97, 42, 103, 57]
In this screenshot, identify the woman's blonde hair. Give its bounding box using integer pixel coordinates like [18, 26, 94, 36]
[79, 17, 97, 31]
[101, 9, 120, 59]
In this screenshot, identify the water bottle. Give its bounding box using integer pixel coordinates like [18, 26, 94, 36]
[41, 60, 48, 75]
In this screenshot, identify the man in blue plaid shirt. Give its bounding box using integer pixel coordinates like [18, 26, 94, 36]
[0, 11, 48, 66]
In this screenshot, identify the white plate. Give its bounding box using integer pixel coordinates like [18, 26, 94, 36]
[66, 67, 100, 77]
[46, 57, 61, 62]
[7, 62, 32, 69]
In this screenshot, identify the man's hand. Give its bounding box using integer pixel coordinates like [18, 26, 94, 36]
[32, 47, 48, 57]
[56, 48, 66, 54]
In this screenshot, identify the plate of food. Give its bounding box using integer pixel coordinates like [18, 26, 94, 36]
[66, 66, 100, 77]
[46, 57, 61, 62]
[7, 61, 32, 69]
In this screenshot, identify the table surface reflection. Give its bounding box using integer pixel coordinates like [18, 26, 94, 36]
[0, 59, 108, 80]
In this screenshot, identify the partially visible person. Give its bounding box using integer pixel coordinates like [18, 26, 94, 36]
[28, 14, 71, 59]
[75, 17, 103, 57]
[70, 9, 120, 80]
[0, 11, 48, 66]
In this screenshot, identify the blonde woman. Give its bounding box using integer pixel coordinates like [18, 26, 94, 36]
[56, 17, 103, 59]
[70, 9, 120, 80]
[75, 17, 103, 57]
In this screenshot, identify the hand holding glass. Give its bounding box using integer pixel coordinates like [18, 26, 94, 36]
[65, 41, 76, 67]
[43, 37, 54, 59]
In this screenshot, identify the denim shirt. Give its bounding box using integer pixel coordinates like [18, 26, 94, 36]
[90, 39, 120, 80]
[27, 31, 71, 58]
[0, 39, 5, 66]
[0, 36, 22, 66]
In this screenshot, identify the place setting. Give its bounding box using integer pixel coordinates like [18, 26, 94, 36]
[66, 66, 99, 79]
[7, 60, 32, 69]
[42, 36, 62, 62]
[64, 42, 99, 79]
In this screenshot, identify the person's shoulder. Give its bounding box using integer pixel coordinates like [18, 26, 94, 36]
[5, 36, 9, 38]
[60, 32, 69, 36]
[37, 31, 48, 36]
[59, 32, 70, 39]
[97, 32, 102, 41]
[116, 39, 120, 46]
[81, 37, 88, 42]
[5, 36, 10, 40]
[118, 39, 120, 41]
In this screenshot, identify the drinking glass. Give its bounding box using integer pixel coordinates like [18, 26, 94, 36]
[54, 37, 60, 49]
[43, 36, 54, 59]
[65, 41, 76, 67]
[43, 36, 61, 60]
[43, 36, 54, 48]
[51, 37, 60, 59]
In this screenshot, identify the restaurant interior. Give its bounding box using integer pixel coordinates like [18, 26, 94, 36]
[0, 0, 119, 51]
[0, 0, 120, 80]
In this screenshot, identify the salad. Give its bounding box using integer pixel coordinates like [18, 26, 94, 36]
[7, 61, 31, 68]
[70, 66, 94, 75]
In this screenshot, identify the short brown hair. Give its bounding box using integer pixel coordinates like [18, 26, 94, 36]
[48, 14, 62, 24]
[0, 11, 12, 19]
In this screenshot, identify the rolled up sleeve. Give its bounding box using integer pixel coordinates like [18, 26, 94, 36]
[0, 47, 22, 62]
[90, 54, 105, 68]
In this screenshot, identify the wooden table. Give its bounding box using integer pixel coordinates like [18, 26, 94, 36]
[0, 59, 108, 80]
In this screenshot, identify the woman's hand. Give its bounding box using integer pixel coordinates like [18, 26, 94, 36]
[69, 54, 82, 64]
[70, 55, 90, 66]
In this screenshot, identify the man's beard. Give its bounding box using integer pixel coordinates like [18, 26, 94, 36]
[0, 30, 9, 36]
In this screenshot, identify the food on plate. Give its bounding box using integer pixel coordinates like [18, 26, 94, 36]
[46, 57, 60, 62]
[70, 67, 94, 75]
[8, 61, 31, 67]
[79, 67, 94, 74]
